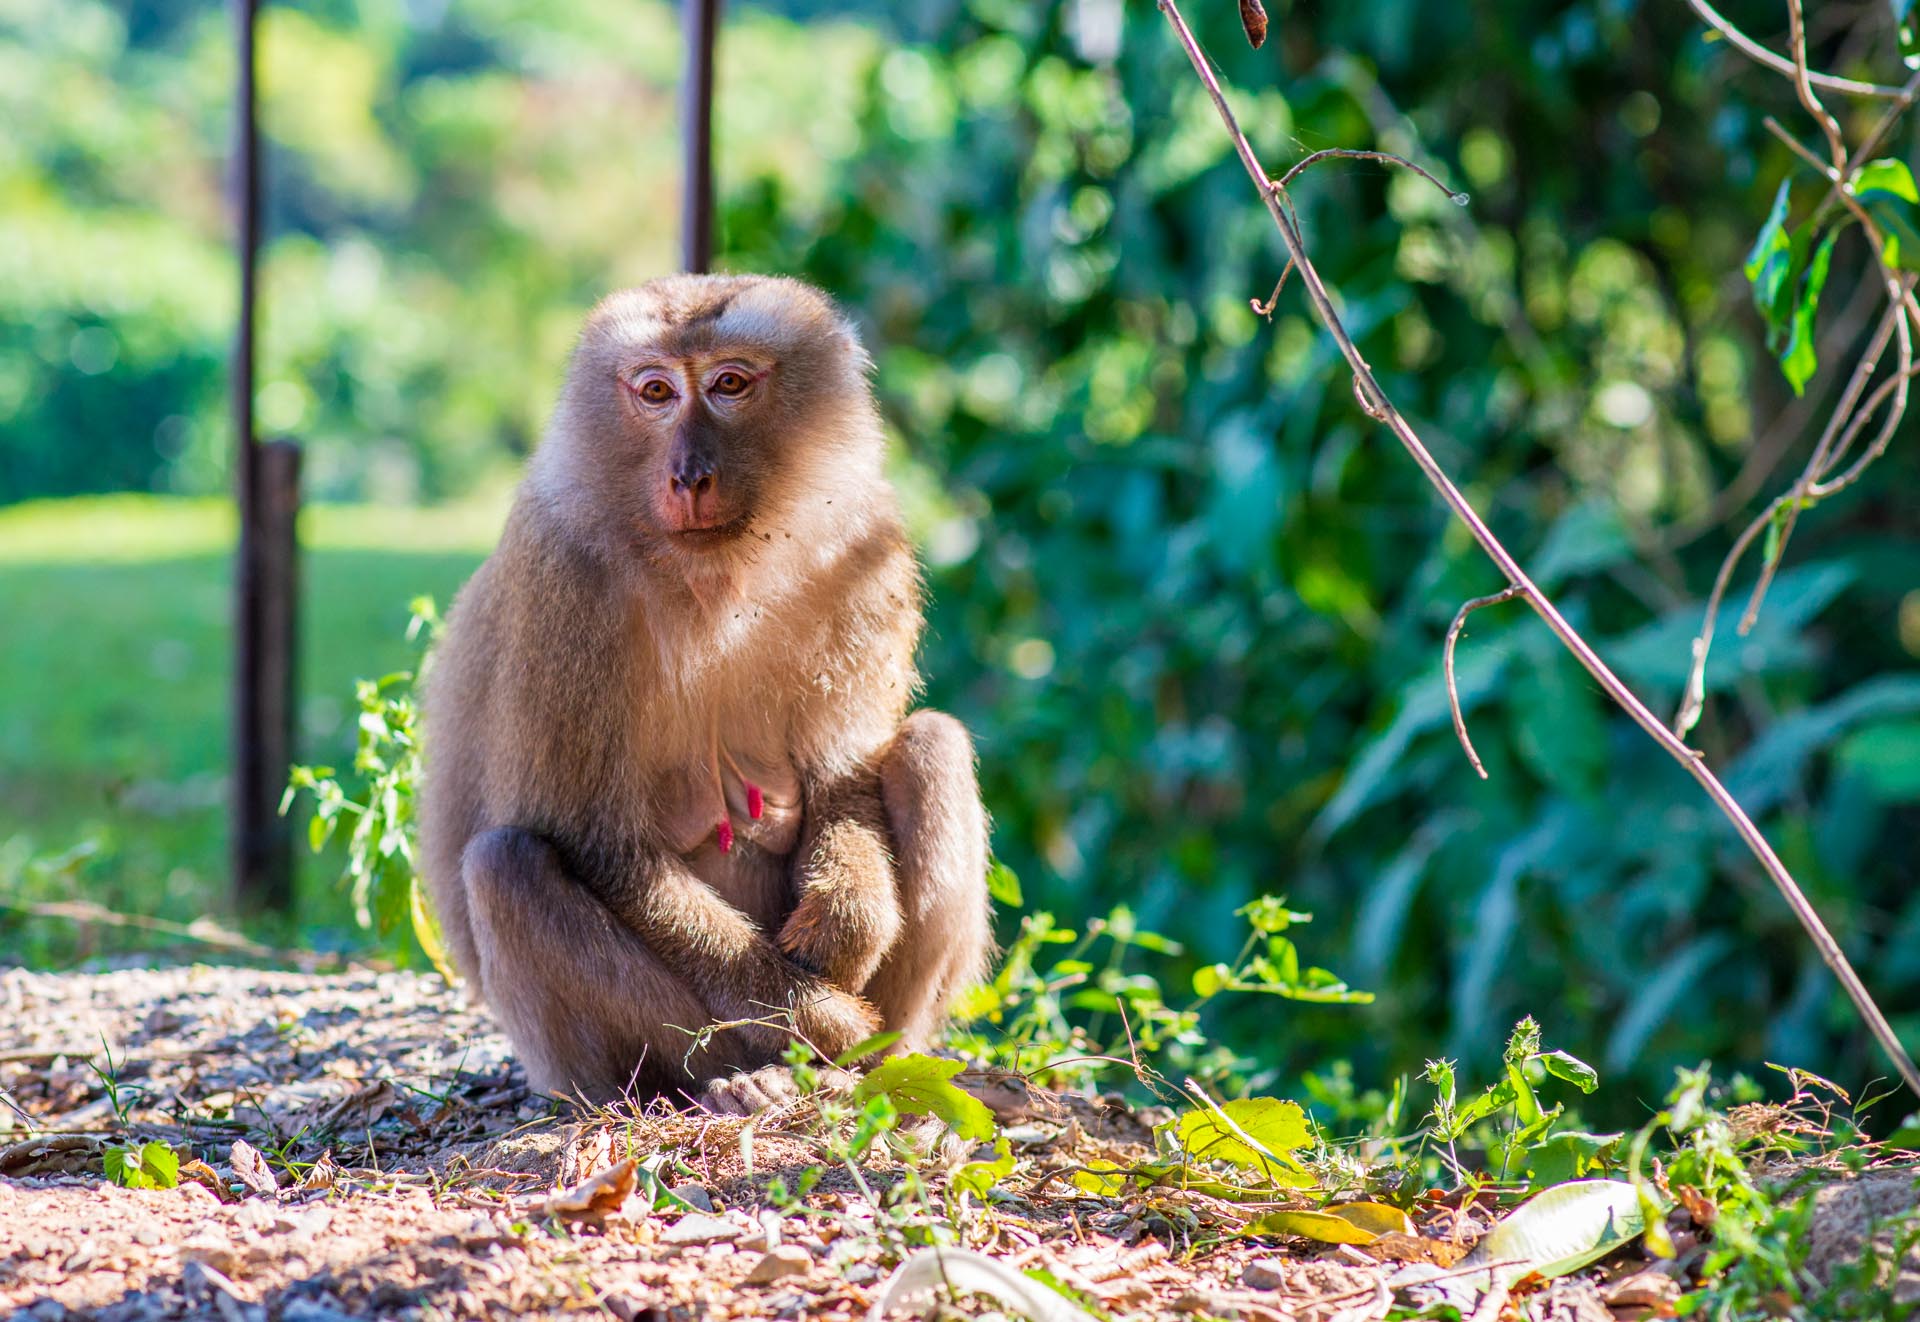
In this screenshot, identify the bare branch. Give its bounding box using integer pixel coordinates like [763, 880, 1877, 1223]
[1784, 0, 1849, 173]
[1275, 147, 1466, 204]
[1687, 0, 1908, 99]
[1154, 0, 1920, 1099]
[1444, 586, 1527, 781]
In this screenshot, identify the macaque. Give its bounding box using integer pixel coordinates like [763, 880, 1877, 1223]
[419, 275, 992, 1113]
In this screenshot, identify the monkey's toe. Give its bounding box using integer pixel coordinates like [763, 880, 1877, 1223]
[696, 1065, 802, 1117]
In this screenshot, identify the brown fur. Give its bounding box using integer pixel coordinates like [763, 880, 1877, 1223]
[419, 275, 992, 1107]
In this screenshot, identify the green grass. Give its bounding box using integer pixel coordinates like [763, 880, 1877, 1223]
[0, 493, 504, 958]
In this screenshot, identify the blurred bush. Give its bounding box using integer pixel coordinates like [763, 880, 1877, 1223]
[2, 0, 1916, 1109]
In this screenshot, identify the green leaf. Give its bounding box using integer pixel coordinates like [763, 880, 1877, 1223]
[1744, 178, 1798, 339]
[1836, 721, 1920, 800]
[952, 1137, 1015, 1200]
[1853, 158, 1920, 271]
[1779, 229, 1837, 394]
[1539, 1050, 1600, 1093]
[1526, 1130, 1623, 1189]
[986, 859, 1023, 907]
[1237, 895, 1309, 934]
[1192, 963, 1232, 998]
[1172, 1096, 1312, 1179]
[853, 1054, 996, 1140]
[104, 1141, 179, 1190]
[833, 1030, 904, 1068]
[1465, 1179, 1649, 1287]
[1899, 0, 1920, 67]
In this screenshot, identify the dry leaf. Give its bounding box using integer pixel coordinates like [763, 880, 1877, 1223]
[1364, 1231, 1472, 1266]
[229, 1139, 279, 1198]
[300, 1150, 337, 1192]
[1240, 0, 1268, 49]
[531, 1158, 635, 1224]
[1603, 1270, 1681, 1308]
[178, 1158, 237, 1204]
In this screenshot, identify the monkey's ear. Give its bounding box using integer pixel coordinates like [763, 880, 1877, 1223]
[833, 317, 877, 377]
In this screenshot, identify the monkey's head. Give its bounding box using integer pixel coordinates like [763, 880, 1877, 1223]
[535, 274, 888, 575]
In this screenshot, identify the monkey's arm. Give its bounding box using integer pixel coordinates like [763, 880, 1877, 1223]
[599, 853, 883, 1057]
[776, 773, 903, 992]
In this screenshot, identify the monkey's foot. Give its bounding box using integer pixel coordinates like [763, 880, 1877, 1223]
[692, 1064, 854, 1117]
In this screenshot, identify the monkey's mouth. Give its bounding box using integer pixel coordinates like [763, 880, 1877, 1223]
[671, 516, 752, 549]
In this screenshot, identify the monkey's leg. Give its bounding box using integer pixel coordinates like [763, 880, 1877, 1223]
[462, 827, 766, 1102]
[776, 774, 904, 991]
[861, 710, 993, 1045]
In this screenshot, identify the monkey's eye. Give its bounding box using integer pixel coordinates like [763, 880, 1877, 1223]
[633, 376, 675, 404]
[710, 369, 752, 398]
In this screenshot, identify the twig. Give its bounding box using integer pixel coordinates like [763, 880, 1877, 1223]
[1275, 147, 1464, 201]
[1154, 0, 1920, 1099]
[1251, 261, 1294, 318]
[1687, 0, 1908, 98]
[1444, 587, 1527, 780]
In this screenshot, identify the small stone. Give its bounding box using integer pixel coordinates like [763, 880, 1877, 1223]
[659, 1213, 741, 1247]
[1241, 1258, 1288, 1290]
[281, 1296, 357, 1322]
[668, 1183, 714, 1213]
[743, 1245, 812, 1285]
[180, 1233, 243, 1277]
[603, 1291, 655, 1322]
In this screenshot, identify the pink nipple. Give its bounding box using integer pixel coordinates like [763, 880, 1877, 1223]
[746, 783, 764, 820]
[716, 819, 734, 854]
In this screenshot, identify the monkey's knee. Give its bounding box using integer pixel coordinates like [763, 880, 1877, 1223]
[881, 711, 989, 913]
[868, 712, 992, 1037]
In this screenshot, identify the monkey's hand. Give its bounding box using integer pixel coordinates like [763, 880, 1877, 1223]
[610, 857, 883, 1060]
[777, 774, 903, 993]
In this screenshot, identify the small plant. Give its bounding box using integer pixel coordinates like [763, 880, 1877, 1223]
[948, 871, 1370, 1092]
[103, 1140, 178, 1190]
[1422, 1016, 1613, 1189]
[283, 597, 451, 974]
[86, 1037, 143, 1125]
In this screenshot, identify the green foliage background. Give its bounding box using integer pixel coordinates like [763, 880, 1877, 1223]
[2, 0, 1918, 1113]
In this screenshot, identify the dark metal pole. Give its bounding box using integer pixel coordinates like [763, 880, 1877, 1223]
[231, 0, 297, 914]
[681, 0, 719, 273]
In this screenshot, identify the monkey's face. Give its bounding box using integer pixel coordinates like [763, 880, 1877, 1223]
[556, 275, 883, 564]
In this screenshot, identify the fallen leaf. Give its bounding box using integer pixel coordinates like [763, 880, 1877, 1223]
[229, 1139, 279, 1199]
[1248, 1202, 1412, 1246]
[867, 1246, 1098, 1322]
[1363, 1231, 1471, 1266]
[178, 1158, 236, 1204]
[531, 1158, 635, 1224]
[1603, 1269, 1681, 1308]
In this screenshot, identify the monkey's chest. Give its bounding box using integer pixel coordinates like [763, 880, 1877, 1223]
[652, 741, 804, 863]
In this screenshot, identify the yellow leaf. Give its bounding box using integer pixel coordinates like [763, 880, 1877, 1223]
[1248, 1202, 1412, 1245]
[1172, 1097, 1311, 1177]
[1072, 1159, 1132, 1196]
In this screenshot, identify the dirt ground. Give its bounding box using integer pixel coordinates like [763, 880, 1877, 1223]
[0, 966, 1913, 1321]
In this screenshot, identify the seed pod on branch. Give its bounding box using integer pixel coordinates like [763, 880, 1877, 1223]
[1240, 0, 1267, 49]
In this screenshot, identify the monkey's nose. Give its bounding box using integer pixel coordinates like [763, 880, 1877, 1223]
[668, 461, 721, 526]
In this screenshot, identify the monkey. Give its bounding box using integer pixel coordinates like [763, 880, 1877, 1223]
[418, 274, 992, 1114]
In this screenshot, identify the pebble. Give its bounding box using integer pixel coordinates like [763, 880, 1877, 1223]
[743, 1245, 812, 1284]
[668, 1183, 714, 1212]
[1242, 1258, 1288, 1290]
[659, 1213, 741, 1247]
